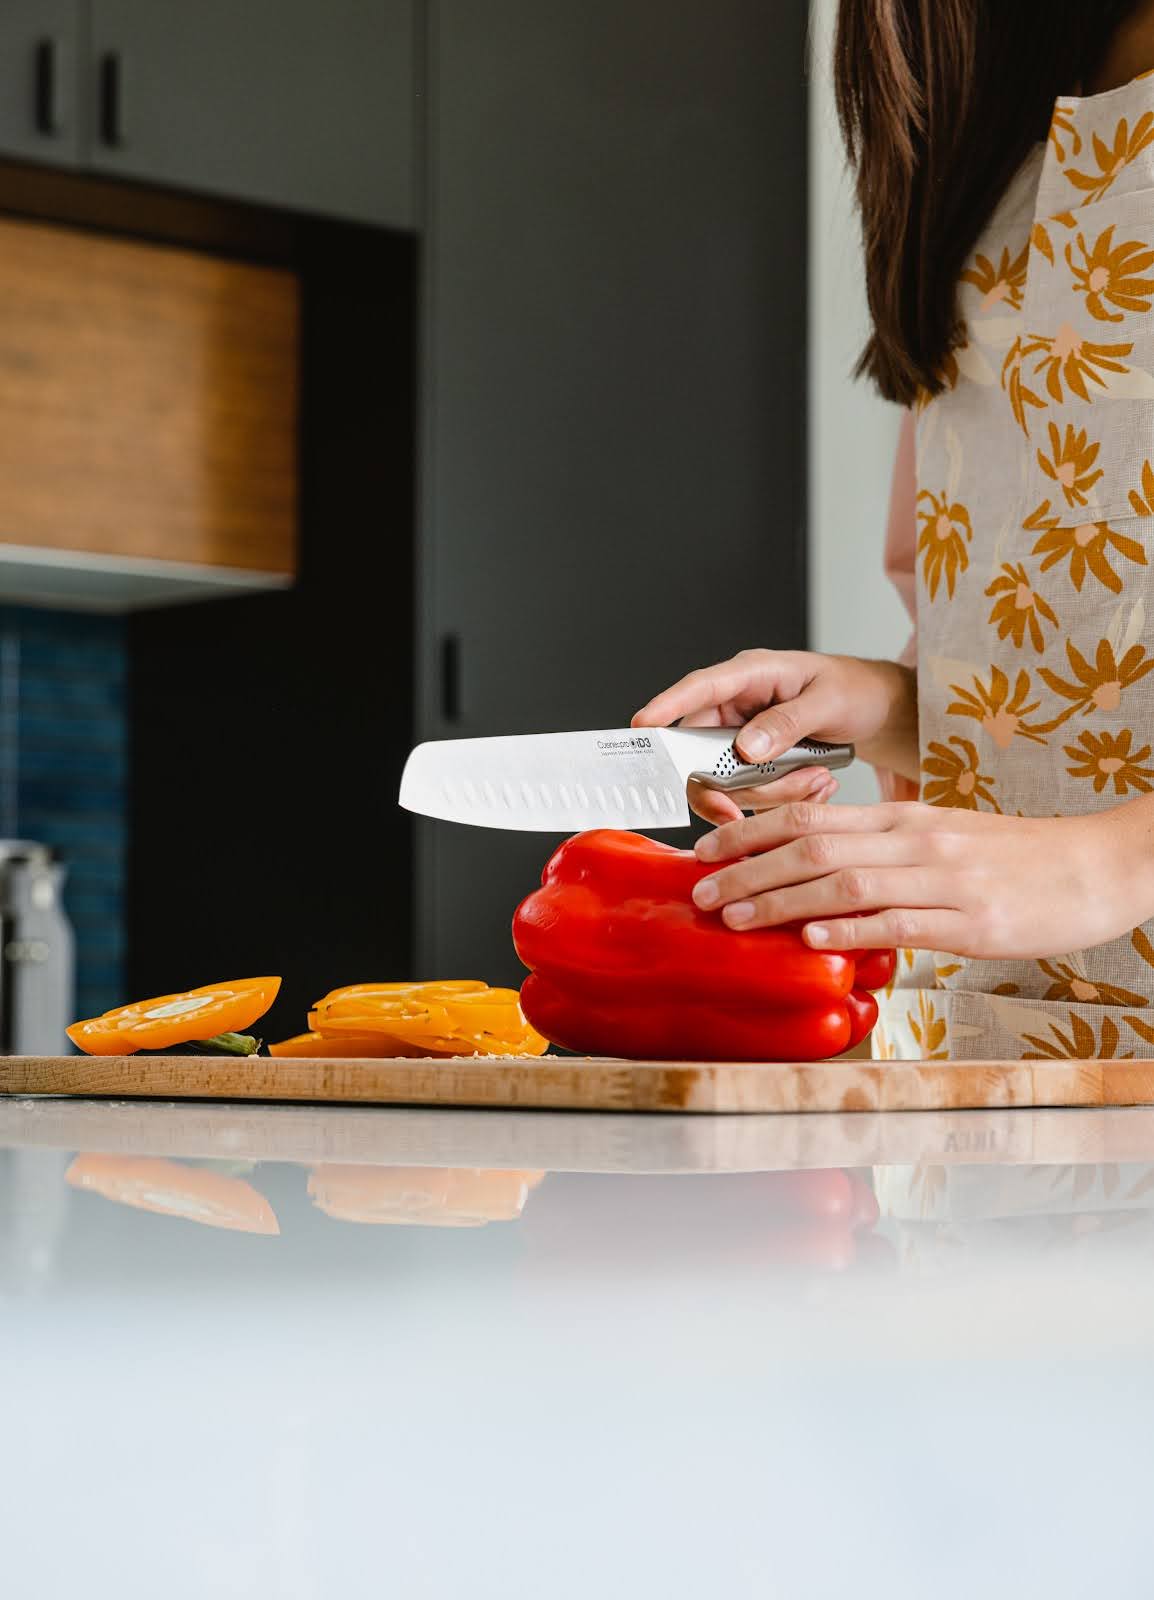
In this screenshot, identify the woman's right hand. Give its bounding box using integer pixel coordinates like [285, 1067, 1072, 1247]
[632, 649, 918, 824]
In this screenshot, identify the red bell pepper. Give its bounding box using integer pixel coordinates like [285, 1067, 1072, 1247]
[513, 829, 895, 1062]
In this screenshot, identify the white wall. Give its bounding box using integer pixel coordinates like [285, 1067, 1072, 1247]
[808, 0, 908, 802]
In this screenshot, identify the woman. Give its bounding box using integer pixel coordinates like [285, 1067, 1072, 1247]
[634, 1, 1154, 1060]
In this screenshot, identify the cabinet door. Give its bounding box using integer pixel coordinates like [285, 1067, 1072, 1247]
[0, 0, 82, 167]
[0, 216, 298, 581]
[87, 0, 414, 227]
[419, 0, 808, 983]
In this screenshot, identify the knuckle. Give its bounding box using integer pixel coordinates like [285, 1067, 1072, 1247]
[887, 910, 919, 945]
[928, 829, 960, 863]
[803, 832, 837, 870]
[784, 801, 819, 834]
[732, 816, 759, 855]
[726, 823, 767, 867]
[838, 869, 871, 906]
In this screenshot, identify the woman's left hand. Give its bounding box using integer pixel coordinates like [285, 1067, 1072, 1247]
[691, 798, 1154, 959]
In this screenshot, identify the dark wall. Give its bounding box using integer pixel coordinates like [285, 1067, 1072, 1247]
[127, 224, 417, 1041]
[417, 0, 809, 981]
[0, 607, 126, 1022]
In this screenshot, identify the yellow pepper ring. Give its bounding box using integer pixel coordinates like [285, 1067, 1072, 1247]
[301, 979, 548, 1059]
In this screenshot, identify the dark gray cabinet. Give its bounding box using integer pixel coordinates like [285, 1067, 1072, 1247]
[0, 0, 82, 168]
[417, 0, 808, 980]
[87, 0, 415, 226]
[0, 1, 414, 227]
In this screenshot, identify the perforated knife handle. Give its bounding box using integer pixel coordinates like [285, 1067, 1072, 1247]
[688, 737, 855, 794]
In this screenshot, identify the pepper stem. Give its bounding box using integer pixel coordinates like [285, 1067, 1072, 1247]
[185, 1032, 261, 1057]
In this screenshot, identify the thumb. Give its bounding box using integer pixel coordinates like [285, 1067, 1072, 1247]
[735, 686, 834, 763]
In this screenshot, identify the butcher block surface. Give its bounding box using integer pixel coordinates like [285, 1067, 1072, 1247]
[3, 1054, 1154, 1113]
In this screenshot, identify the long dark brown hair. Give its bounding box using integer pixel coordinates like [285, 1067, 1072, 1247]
[835, 0, 1141, 404]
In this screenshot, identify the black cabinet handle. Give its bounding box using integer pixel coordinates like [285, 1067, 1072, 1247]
[99, 51, 126, 147]
[440, 633, 462, 723]
[34, 38, 64, 137]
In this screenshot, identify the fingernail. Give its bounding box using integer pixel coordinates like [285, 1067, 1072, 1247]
[694, 879, 720, 909]
[740, 730, 771, 761]
[725, 901, 755, 926]
[806, 924, 830, 946]
[695, 833, 719, 862]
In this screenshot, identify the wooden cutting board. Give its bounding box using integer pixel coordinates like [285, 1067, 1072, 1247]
[3, 1053, 1154, 1114]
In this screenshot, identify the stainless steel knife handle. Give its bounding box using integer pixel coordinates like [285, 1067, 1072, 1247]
[688, 737, 855, 794]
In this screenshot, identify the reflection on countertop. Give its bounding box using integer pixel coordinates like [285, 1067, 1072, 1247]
[6, 1097, 1154, 1277]
[5, 1098, 1154, 1598]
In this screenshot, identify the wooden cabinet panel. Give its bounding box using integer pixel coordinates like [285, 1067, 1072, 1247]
[0, 216, 298, 576]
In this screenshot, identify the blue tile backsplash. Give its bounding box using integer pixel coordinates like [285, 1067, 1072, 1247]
[0, 607, 126, 1023]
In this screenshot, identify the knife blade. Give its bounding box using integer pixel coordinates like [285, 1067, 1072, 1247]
[399, 729, 853, 832]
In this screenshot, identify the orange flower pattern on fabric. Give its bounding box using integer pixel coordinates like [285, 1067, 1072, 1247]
[1002, 337, 1047, 436]
[1127, 458, 1154, 518]
[907, 992, 948, 1060]
[960, 242, 1030, 311]
[946, 666, 1047, 748]
[1048, 104, 1082, 165]
[916, 490, 972, 600]
[985, 562, 1059, 652]
[1019, 327, 1132, 404]
[1063, 112, 1154, 204]
[1026, 499, 1147, 594]
[1036, 422, 1104, 509]
[1021, 1013, 1133, 1060]
[1133, 927, 1154, 973]
[871, 1022, 898, 1060]
[879, 76, 1154, 1062]
[1066, 226, 1154, 322]
[1125, 1015, 1154, 1047]
[884, 946, 918, 1003]
[1064, 728, 1154, 795]
[1037, 638, 1154, 726]
[921, 737, 998, 811]
[1036, 959, 1148, 1007]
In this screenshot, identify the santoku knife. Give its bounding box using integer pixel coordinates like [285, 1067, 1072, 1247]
[399, 728, 854, 832]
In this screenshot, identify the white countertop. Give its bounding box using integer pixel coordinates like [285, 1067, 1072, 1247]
[4, 1098, 1154, 1598]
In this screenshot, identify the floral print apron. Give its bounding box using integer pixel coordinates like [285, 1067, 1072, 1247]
[876, 74, 1154, 1062]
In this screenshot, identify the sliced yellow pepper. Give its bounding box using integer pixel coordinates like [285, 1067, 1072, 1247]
[275, 981, 548, 1059]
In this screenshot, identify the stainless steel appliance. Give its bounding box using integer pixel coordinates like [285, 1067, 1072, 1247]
[0, 844, 74, 1054]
